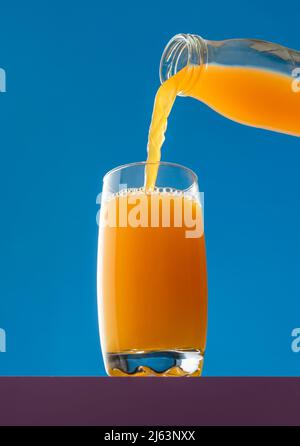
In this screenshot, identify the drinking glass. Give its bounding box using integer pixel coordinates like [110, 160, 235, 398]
[97, 161, 207, 376]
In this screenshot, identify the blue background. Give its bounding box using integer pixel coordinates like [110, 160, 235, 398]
[0, 0, 299, 376]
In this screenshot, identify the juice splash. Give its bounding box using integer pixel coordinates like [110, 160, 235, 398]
[146, 64, 300, 190]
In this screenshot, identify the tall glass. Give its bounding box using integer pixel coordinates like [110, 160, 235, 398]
[97, 162, 207, 377]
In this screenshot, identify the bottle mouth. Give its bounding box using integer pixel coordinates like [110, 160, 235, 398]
[159, 33, 206, 84]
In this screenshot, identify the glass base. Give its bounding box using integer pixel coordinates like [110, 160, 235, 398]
[105, 349, 204, 377]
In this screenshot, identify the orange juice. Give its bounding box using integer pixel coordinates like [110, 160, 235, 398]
[146, 65, 300, 189]
[98, 190, 207, 376]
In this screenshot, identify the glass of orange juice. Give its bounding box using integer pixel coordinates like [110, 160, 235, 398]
[97, 162, 207, 377]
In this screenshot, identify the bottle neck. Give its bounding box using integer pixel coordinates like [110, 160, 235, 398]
[159, 33, 207, 84]
[160, 34, 300, 92]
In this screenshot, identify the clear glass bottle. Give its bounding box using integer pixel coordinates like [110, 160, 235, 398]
[159, 34, 300, 136]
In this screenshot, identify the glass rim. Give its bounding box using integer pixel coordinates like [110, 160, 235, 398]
[103, 161, 198, 183]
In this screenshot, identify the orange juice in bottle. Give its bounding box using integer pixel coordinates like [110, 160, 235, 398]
[146, 34, 300, 189]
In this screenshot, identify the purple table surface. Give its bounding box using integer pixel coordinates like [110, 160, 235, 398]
[0, 377, 299, 426]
